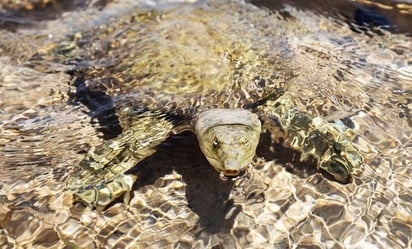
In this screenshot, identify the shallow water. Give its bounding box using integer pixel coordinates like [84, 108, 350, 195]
[1, 0, 411, 248]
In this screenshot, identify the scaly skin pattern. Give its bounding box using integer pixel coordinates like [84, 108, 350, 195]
[259, 98, 363, 183]
[65, 109, 175, 210]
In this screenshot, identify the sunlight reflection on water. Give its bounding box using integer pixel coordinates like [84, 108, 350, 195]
[0, 0, 411, 248]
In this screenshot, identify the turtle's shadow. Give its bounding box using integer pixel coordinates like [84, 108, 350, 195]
[129, 132, 238, 234]
[126, 131, 319, 234]
[257, 130, 318, 179]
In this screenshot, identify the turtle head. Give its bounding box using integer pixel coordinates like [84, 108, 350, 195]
[195, 109, 261, 177]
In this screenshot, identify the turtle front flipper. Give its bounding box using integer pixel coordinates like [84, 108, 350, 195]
[65, 109, 175, 210]
[260, 99, 363, 183]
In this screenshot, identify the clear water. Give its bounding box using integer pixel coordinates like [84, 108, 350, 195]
[0, 0, 411, 248]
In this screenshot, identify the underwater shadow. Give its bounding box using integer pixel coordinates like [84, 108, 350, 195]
[130, 132, 239, 234]
[256, 131, 318, 180]
[128, 130, 324, 234]
[250, 0, 407, 35]
[69, 75, 123, 140]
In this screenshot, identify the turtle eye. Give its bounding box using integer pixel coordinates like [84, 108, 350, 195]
[213, 137, 220, 148]
[242, 139, 249, 146]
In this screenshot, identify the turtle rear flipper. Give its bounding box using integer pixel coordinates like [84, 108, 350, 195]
[65, 109, 175, 210]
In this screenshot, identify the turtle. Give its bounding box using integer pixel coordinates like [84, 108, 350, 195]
[58, 4, 364, 210]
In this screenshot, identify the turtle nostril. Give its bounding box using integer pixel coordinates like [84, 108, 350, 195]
[224, 169, 240, 176]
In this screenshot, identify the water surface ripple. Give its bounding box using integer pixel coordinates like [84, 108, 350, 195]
[0, 0, 411, 248]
